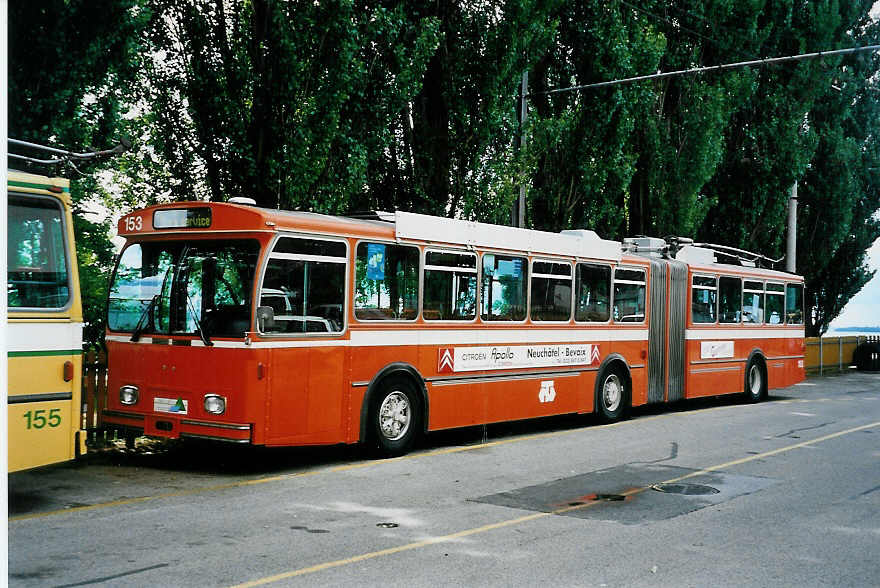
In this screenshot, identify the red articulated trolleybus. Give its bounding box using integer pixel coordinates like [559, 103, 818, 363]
[103, 202, 805, 455]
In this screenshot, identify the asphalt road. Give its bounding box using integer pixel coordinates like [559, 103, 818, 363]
[8, 372, 880, 587]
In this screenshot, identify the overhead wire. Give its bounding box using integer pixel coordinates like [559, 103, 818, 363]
[528, 45, 880, 97]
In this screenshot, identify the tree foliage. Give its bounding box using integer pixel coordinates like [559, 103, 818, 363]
[9, 1, 145, 345]
[9, 0, 880, 341]
[132, 0, 440, 212]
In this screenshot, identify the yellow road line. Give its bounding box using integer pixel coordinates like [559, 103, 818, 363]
[230, 420, 880, 588]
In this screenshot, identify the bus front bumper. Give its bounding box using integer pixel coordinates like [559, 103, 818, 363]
[102, 410, 253, 443]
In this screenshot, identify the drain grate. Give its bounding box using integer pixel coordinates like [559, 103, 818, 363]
[651, 483, 719, 495]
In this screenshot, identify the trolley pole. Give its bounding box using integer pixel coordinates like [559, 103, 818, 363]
[787, 181, 797, 273]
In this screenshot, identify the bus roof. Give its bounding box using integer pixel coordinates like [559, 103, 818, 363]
[8, 169, 72, 204]
[118, 201, 799, 279]
[118, 202, 624, 262]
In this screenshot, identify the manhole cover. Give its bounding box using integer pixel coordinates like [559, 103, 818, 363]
[651, 483, 719, 495]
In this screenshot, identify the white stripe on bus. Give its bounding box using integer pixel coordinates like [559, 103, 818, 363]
[348, 328, 649, 346]
[685, 328, 804, 340]
[8, 322, 84, 352]
[107, 328, 650, 349]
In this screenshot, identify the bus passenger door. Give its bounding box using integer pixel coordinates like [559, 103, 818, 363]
[258, 235, 349, 445]
[265, 344, 346, 444]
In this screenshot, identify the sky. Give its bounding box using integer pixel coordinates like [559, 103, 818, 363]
[828, 237, 880, 330]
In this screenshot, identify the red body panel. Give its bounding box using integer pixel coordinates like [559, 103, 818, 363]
[684, 330, 805, 399]
[105, 340, 268, 443]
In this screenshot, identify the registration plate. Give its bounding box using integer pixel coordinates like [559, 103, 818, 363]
[154, 397, 188, 414]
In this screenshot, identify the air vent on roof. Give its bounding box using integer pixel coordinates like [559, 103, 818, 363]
[675, 245, 717, 265]
[623, 237, 668, 258]
[228, 197, 257, 205]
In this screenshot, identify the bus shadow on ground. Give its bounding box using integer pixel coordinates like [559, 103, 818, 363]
[80, 391, 786, 476]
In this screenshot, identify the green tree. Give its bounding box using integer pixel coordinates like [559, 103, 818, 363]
[9, 1, 146, 346]
[625, 0, 761, 238]
[394, 0, 559, 220]
[526, 0, 665, 236]
[134, 0, 439, 211]
[797, 8, 880, 335]
[697, 0, 880, 335]
[11, 0, 879, 339]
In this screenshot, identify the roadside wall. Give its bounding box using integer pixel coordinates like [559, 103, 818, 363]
[805, 335, 880, 375]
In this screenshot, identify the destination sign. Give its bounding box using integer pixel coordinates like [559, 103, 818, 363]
[153, 207, 212, 229]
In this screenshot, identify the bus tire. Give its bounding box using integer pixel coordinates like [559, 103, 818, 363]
[596, 365, 628, 423]
[744, 357, 767, 403]
[369, 376, 421, 457]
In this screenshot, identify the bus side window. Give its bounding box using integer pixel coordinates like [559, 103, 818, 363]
[718, 276, 741, 323]
[691, 276, 717, 324]
[423, 250, 477, 321]
[355, 242, 419, 321]
[531, 260, 572, 322]
[743, 281, 764, 323]
[481, 253, 527, 321]
[260, 237, 347, 334]
[765, 283, 785, 325]
[575, 263, 610, 322]
[613, 268, 646, 323]
[786, 283, 804, 324]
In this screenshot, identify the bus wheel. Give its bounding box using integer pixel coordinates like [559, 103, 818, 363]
[370, 377, 421, 457]
[744, 358, 767, 403]
[597, 366, 628, 423]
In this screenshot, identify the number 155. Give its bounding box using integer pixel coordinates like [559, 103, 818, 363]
[23, 409, 62, 429]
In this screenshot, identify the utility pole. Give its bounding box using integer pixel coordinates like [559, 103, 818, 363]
[513, 71, 528, 228]
[787, 181, 797, 273]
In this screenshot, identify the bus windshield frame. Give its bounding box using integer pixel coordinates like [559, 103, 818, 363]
[107, 239, 261, 339]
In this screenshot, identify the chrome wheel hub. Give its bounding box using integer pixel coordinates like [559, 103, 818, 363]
[379, 391, 411, 441]
[603, 374, 622, 412]
[749, 365, 762, 396]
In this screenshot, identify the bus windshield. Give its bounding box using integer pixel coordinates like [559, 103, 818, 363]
[108, 239, 260, 338]
[7, 194, 71, 309]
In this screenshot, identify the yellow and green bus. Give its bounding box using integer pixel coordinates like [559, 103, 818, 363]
[7, 169, 86, 471]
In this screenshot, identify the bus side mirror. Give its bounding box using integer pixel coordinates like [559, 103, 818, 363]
[256, 306, 275, 332]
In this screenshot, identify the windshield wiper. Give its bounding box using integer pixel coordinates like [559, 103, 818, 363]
[186, 295, 213, 347]
[175, 245, 213, 347]
[130, 263, 174, 342]
[130, 294, 159, 342]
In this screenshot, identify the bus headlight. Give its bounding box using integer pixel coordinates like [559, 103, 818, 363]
[120, 385, 139, 405]
[204, 394, 226, 415]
